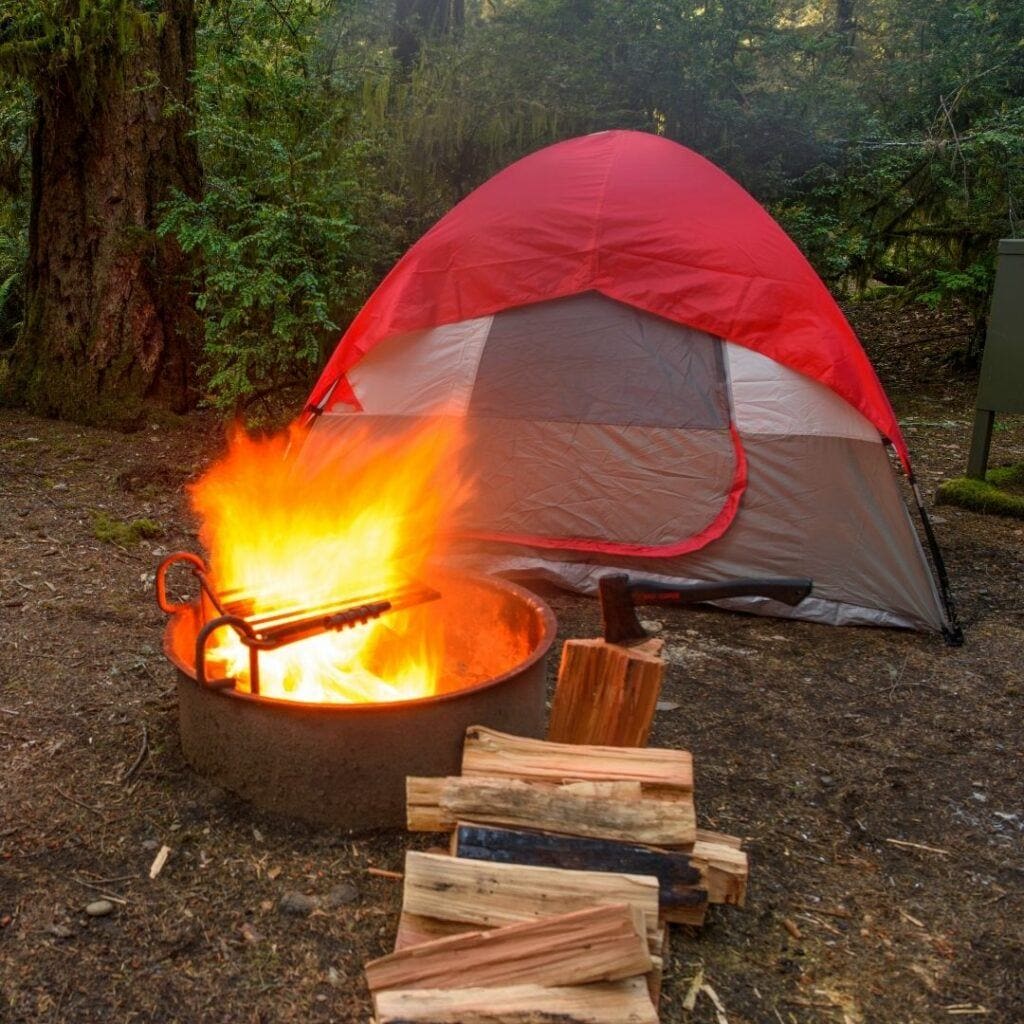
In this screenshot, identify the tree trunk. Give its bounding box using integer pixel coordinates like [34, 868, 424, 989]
[4, 1, 201, 428]
[836, 0, 856, 51]
[393, 0, 465, 67]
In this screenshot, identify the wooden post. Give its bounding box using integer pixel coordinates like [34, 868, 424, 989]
[548, 638, 666, 746]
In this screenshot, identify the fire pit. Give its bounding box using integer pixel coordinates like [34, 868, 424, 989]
[159, 557, 556, 828]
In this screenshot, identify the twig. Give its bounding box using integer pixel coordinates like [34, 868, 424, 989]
[122, 723, 149, 784]
[0, 707, 20, 716]
[795, 912, 844, 937]
[55, 787, 106, 818]
[72, 878, 128, 905]
[366, 866, 403, 880]
[791, 902, 852, 919]
[885, 837, 950, 856]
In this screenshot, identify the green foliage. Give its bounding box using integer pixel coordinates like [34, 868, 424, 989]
[90, 511, 165, 544]
[157, 0, 401, 413]
[937, 463, 1024, 519]
[771, 198, 868, 289]
[2, 0, 1023, 411]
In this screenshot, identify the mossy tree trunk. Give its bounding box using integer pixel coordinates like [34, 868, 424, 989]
[4, 1, 201, 428]
[393, 0, 465, 67]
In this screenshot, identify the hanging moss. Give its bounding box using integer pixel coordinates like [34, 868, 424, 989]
[936, 464, 1024, 519]
[0, 1, 161, 115]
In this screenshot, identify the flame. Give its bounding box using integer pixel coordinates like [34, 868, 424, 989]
[188, 416, 470, 704]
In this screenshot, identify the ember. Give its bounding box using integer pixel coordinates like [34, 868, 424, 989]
[185, 416, 471, 705]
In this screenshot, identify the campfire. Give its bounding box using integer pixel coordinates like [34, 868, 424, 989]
[164, 416, 469, 704]
[156, 416, 556, 827]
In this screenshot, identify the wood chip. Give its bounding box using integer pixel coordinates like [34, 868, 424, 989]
[149, 845, 171, 879]
[782, 917, 802, 940]
[682, 965, 704, 1011]
[700, 982, 730, 1024]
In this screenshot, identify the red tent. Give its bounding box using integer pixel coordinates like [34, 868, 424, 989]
[308, 131, 958, 637]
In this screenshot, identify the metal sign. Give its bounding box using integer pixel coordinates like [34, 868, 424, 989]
[968, 239, 1024, 477]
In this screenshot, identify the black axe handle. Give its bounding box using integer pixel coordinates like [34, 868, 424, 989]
[599, 573, 813, 645]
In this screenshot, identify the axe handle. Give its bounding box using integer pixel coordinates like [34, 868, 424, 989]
[629, 578, 813, 608]
[598, 574, 814, 645]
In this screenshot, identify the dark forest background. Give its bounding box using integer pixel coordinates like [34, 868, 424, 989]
[0, 0, 1021, 426]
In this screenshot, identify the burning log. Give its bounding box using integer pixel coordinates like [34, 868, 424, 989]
[406, 776, 696, 846]
[547, 638, 666, 746]
[373, 978, 658, 1024]
[365, 903, 651, 993]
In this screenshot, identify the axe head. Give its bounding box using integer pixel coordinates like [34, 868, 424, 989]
[598, 574, 647, 645]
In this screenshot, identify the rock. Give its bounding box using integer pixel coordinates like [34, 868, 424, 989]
[85, 900, 114, 917]
[639, 619, 663, 633]
[278, 892, 318, 916]
[820, 775, 835, 787]
[47, 923, 74, 939]
[142, 839, 160, 852]
[322, 882, 358, 909]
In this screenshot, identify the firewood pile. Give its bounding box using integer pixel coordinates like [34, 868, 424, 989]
[363, 724, 749, 1022]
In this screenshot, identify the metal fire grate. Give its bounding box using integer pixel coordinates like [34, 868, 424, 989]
[156, 552, 439, 695]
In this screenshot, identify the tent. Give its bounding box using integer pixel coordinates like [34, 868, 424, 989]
[305, 130, 959, 639]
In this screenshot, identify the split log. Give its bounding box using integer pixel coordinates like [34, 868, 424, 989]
[398, 851, 662, 953]
[365, 903, 651, 993]
[547, 638, 666, 746]
[407, 775, 696, 847]
[690, 836, 749, 907]
[696, 827, 743, 849]
[452, 823, 707, 920]
[461, 725, 693, 791]
[374, 978, 659, 1024]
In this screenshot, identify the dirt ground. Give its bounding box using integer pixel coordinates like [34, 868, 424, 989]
[1, 305, 1022, 1024]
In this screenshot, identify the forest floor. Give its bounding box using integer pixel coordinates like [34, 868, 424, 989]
[1, 303, 1022, 1024]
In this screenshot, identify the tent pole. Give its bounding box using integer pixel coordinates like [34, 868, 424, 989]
[905, 463, 964, 646]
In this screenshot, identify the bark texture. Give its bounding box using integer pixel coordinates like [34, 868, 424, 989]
[4, 1, 201, 428]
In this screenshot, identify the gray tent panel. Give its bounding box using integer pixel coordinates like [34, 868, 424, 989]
[470, 293, 729, 429]
[460, 419, 738, 546]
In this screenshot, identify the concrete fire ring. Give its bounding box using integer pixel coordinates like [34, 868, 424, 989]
[164, 573, 556, 829]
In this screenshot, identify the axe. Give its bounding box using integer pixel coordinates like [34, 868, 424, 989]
[598, 573, 813, 645]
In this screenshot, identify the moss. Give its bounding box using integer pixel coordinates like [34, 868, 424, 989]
[90, 511, 164, 546]
[936, 463, 1024, 519]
